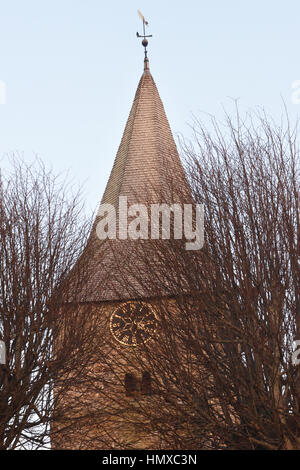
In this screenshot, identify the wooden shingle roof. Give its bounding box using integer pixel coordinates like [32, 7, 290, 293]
[65, 65, 192, 303]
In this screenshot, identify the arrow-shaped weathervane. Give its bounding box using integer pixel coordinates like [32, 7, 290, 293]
[136, 10, 152, 69]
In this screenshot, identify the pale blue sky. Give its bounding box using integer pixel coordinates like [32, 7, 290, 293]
[0, 0, 299, 211]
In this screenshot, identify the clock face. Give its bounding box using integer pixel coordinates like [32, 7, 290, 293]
[110, 302, 157, 346]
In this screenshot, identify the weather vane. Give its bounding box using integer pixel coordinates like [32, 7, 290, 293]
[136, 10, 152, 70]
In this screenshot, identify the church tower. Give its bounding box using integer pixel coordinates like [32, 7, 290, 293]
[54, 19, 193, 450]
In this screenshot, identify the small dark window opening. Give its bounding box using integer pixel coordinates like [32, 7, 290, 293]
[125, 373, 138, 397]
[141, 371, 152, 396]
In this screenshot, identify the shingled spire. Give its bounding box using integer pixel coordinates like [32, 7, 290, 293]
[67, 33, 191, 303]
